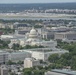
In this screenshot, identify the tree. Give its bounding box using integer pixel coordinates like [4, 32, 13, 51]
[71, 56, 76, 70]
[12, 43, 20, 50]
[23, 69, 32, 75]
[48, 54, 59, 63]
[17, 60, 23, 64]
[7, 60, 16, 65]
[23, 68, 45, 75]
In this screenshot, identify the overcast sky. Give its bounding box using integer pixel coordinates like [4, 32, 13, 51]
[0, 0, 76, 3]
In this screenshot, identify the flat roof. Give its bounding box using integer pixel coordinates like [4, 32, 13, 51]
[52, 69, 76, 75]
[46, 71, 66, 75]
[19, 48, 69, 53]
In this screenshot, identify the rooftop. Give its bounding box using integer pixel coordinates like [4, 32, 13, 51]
[55, 31, 76, 34]
[52, 69, 76, 75]
[19, 48, 69, 53]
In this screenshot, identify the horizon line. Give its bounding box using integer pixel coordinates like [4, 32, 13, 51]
[0, 2, 76, 4]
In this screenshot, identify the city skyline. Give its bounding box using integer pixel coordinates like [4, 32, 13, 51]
[0, 0, 76, 3]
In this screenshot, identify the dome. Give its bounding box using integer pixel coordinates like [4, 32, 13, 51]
[29, 27, 38, 38]
[30, 27, 37, 35]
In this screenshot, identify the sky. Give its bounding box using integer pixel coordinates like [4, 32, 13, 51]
[0, 0, 76, 3]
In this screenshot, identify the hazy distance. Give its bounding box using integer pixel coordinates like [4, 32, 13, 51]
[0, 0, 76, 3]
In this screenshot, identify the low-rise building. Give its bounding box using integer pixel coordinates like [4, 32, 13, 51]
[1, 65, 8, 75]
[45, 71, 66, 75]
[8, 51, 31, 62]
[0, 35, 14, 40]
[54, 31, 76, 41]
[24, 58, 40, 68]
[0, 51, 8, 64]
[51, 69, 76, 75]
[20, 48, 68, 61]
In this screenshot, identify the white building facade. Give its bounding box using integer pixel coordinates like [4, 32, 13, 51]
[24, 58, 40, 68]
[20, 48, 68, 61]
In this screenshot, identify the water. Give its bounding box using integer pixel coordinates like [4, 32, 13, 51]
[0, 3, 76, 13]
[0, 3, 76, 20]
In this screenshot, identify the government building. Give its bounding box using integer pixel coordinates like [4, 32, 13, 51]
[17, 27, 68, 61]
[9, 27, 57, 48]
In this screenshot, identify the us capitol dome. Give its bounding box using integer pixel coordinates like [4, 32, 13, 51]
[25, 27, 57, 47]
[29, 27, 38, 38]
